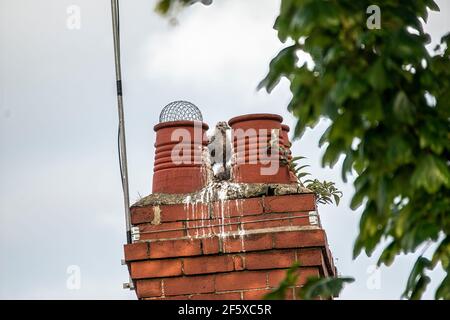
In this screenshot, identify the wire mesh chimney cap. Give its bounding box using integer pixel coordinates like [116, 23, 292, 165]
[159, 100, 203, 123]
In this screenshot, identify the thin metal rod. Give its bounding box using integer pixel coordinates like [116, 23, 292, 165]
[111, 0, 132, 244]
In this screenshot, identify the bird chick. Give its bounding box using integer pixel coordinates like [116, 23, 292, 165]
[208, 121, 232, 181]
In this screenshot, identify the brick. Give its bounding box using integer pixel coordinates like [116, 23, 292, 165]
[132, 204, 210, 224]
[319, 253, 329, 277]
[216, 271, 267, 292]
[241, 213, 311, 231]
[160, 295, 190, 300]
[300, 268, 320, 282]
[267, 267, 320, 288]
[150, 238, 202, 258]
[124, 242, 150, 261]
[222, 237, 242, 253]
[191, 292, 242, 300]
[130, 206, 154, 225]
[290, 215, 311, 227]
[136, 279, 162, 298]
[198, 224, 239, 237]
[245, 250, 296, 270]
[285, 287, 296, 300]
[223, 233, 273, 253]
[139, 221, 185, 240]
[212, 198, 263, 218]
[181, 203, 210, 221]
[183, 255, 234, 275]
[323, 246, 336, 277]
[267, 269, 290, 288]
[293, 287, 324, 300]
[201, 237, 220, 255]
[273, 229, 326, 249]
[131, 259, 182, 279]
[245, 288, 295, 300]
[186, 217, 240, 237]
[232, 164, 291, 184]
[145, 295, 190, 300]
[233, 255, 245, 271]
[160, 204, 195, 222]
[241, 213, 291, 230]
[297, 248, 323, 267]
[264, 194, 315, 213]
[243, 289, 272, 300]
[164, 275, 215, 296]
[292, 287, 301, 300]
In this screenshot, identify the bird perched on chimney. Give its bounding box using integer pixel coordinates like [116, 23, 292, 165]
[208, 121, 232, 181]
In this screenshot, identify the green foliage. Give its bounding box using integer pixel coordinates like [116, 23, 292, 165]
[155, 0, 190, 15]
[258, 0, 450, 300]
[264, 262, 301, 300]
[157, 0, 450, 299]
[289, 156, 343, 205]
[264, 263, 354, 300]
[298, 276, 355, 300]
[305, 179, 343, 206]
[155, 0, 211, 15]
[402, 256, 432, 300]
[288, 155, 310, 179]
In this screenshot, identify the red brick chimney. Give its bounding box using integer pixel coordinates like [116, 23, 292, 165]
[124, 112, 336, 300]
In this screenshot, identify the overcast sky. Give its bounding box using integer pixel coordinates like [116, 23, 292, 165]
[0, 0, 449, 299]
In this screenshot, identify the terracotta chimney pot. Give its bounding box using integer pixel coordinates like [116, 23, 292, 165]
[228, 113, 292, 184]
[152, 120, 209, 194]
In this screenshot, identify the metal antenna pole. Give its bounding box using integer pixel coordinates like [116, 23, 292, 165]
[111, 0, 132, 245]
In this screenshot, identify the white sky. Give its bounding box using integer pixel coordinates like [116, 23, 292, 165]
[0, 0, 448, 299]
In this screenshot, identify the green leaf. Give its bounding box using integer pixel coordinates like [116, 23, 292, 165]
[386, 135, 413, 167]
[290, 0, 339, 38]
[295, 164, 310, 171]
[333, 194, 340, 206]
[410, 275, 431, 300]
[402, 257, 432, 300]
[435, 274, 450, 300]
[393, 91, 415, 124]
[411, 155, 450, 193]
[322, 140, 344, 168]
[441, 32, 450, 45]
[367, 59, 390, 91]
[330, 70, 368, 105]
[427, 0, 440, 12]
[432, 237, 450, 269]
[350, 173, 369, 210]
[318, 126, 331, 148]
[418, 119, 448, 154]
[297, 172, 310, 178]
[376, 177, 387, 214]
[341, 152, 354, 183]
[389, 30, 429, 61]
[155, 0, 171, 15]
[264, 262, 300, 300]
[378, 241, 399, 267]
[291, 156, 306, 162]
[360, 93, 384, 123]
[298, 277, 354, 300]
[258, 45, 298, 93]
